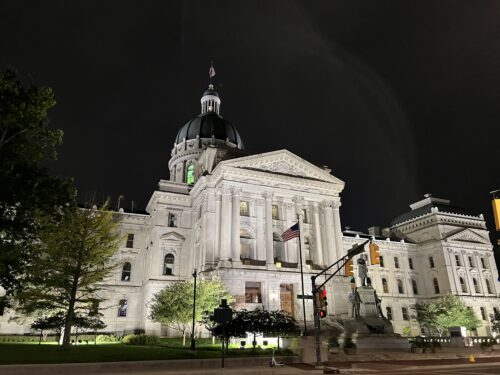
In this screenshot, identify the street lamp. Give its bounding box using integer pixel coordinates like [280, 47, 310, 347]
[190, 268, 197, 350]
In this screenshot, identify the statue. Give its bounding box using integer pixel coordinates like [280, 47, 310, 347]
[348, 288, 362, 317]
[357, 257, 370, 287]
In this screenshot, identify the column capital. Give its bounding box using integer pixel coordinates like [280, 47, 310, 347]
[263, 191, 273, 200]
[221, 185, 232, 195]
[321, 200, 334, 210]
[331, 200, 342, 209]
[231, 187, 242, 196]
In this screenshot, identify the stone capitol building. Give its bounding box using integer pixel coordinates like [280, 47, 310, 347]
[1, 81, 499, 338]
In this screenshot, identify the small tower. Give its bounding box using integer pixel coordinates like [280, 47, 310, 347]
[200, 84, 221, 115]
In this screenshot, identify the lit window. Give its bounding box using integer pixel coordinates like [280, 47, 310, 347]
[402, 307, 409, 321]
[240, 201, 249, 216]
[473, 278, 481, 293]
[480, 307, 487, 320]
[386, 306, 393, 320]
[394, 257, 400, 269]
[245, 282, 262, 303]
[382, 278, 389, 293]
[429, 256, 435, 268]
[168, 213, 177, 227]
[397, 279, 404, 294]
[379, 255, 384, 268]
[455, 254, 461, 267]
[408, 258, 413, 270]
[164, 254, 175, 275]
[186, 164, 195, 184]
[433, 278, 440, 294]
[412, 279, 418, 295]
[121, 262, 131, 281]
[460, 277, 467, 293]
[126, 233, 134, 248]
[486, 279, 493, 294]
[272, 205, 279, 220]
[118, 299, 128, 317]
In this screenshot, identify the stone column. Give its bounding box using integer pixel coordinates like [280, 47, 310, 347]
[231, 188, 241, 266]
[322, 201, 335, 267]
[214, 191, 221, 262]
[264, 192, 275, 268]
[256, 198, 265, 260]
[219, 186, 232, 264]
[204, 191, 216, 269]
[313, 202, 324, 267]
[332, 201, 344, 261]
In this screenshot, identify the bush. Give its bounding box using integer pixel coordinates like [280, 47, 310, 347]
[343, 337, 356, 349]
[96, 334, 120, 343]
[133, 328, 145, 335]
[328, 337, 339, 348]
[122, 334, 159, 346]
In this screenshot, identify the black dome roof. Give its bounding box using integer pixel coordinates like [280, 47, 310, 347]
[175, 112, 244, 148]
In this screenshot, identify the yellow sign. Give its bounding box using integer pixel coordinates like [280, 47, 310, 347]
[493, 199, 500, 231]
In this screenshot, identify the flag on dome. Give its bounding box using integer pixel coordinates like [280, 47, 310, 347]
[209, 63, 216, 78]
[281, 222, 299, 242]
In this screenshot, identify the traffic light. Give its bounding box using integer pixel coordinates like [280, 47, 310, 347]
[317, 287, 328, 318]
[369, 242, 380, 265]
[344, 258, 354, 276]
[492, 197, 500, 231]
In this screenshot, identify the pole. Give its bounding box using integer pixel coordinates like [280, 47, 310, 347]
[311, 276, 322, 365]
[297, 218, 308, 335]
[190, 269, 197, 350]
[221, 323, 225, 368]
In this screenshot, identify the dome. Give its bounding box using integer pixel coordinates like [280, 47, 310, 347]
[175, 112, 244, 148]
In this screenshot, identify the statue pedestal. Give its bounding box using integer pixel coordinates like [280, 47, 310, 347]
[297, 336, 328, 364]
[357, 286, 378, 317]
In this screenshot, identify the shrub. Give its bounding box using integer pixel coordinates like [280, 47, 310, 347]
[133, 328, 145, 335]
[96, 334, 120, 343]
[122, 334, 159, 346]
[343, 338, 356, 349]
[328, 337, 339, 348]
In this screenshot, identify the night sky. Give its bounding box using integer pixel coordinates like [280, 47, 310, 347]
[1, 1, 499, 235]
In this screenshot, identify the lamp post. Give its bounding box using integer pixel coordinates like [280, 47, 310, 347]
[190, 268, 197, 350]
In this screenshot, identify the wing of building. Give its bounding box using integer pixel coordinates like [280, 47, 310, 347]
[1, 83, 498, 337]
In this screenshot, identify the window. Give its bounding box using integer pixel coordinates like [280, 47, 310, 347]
[481, 257, 488, 269]
[486, 279, 493, 294]
[126, 233, 134, 248]
[473, 278, 481, 293]
[245, 282, 262, 303]
[240, 228, 254, 259]
[0, 299, 5, 316]
[429, 256, 435, 268]
[168, 213, 177, 227]
[386, 306, 393, 320]
[240, 201, 249, 216]
[455, 254, 461, 267]
[494, 307, 499, 315]
[480, 307, 487, 320]
[433, 278, 440, 294]
[468, 256, 475, 268]
[394, 257, 400, 269]
[301, 209, 308, 223]
[397, 279, 404, 294]
[273, 233, 285, 262]
[379, 255, 384, 268]
[272, 205, 279, 220]
[304, 237, 312, 264]
[459, 277, 467, 293]
[382, 278, 389, 293]
[90, 301, 99, 316]
[164, 254, 175, 275]
[186, 164, 194, 184]
[402, 307, 409, 321]
[408, 258, 413, 270]
[412, 279, 418, 295]
[118, 299, 128, 317]
[121, 262, 131, 281]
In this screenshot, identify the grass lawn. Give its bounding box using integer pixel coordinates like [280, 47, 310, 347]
[0, 342, 293, 365]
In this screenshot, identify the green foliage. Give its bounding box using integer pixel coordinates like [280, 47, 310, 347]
[401, 326, 412, 337]
[149, 279, 233, 342]
[121, 334, 160, 346]
[96, 334, 120, 343]
[201, 308, 248, 346]
[412, 294, 481, 335]
[15, 202, 122, 347]
[490, 311, 500, 333]
[0, 68, 75, 299]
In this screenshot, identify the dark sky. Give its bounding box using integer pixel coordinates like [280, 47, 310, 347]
[1, 1, 499, 235]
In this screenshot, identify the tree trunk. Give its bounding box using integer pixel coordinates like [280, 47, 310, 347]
[62, 273, 80, 348]
[39, 330, 43, 345]
[277, 336, 280, 350]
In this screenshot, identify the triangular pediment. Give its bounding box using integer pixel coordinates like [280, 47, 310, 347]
[446, 229, 490, 244]
[219, 150, 344, 185]
[160, 232, 185, 242]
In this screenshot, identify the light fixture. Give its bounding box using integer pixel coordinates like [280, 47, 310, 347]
[275, 261, 282, 269]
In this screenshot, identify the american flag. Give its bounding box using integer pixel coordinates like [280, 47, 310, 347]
[281, 222, 299, 242]
[209, 64, 216, 78]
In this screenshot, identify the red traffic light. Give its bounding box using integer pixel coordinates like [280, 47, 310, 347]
[319, 309, 327, 318]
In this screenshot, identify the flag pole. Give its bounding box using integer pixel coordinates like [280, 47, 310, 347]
[297, 215, 308, 335]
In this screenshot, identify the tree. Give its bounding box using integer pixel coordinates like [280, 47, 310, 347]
[149, 279, 233, 346]
[412, 301, 443, 335]
[0, 68, 75, 300]
[201, 308, 248, 349]
[265, 310, 301, 350]
[30, 312, 65, 345]
[490, 311, 500, 334]
[16, 203, 122, 348]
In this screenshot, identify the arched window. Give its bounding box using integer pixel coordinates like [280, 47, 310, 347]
[164, 254, 175, 275]
[412, 279, 418, 295]
[273, 233, 284, 262]
[382, 278, 389, 293]
[433, 278, 440, 294]
[397, 279, 404, 294]
[118, 299, 128, 317]
[240, 228, 254, 260]
[121, 262, 131, 281]
[386, 306, 392, 320]
[186, 164, 195, 184]
[459, 277, 467, 293]
[473, 278, 481, 293]
[486, 279, 493, 294]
